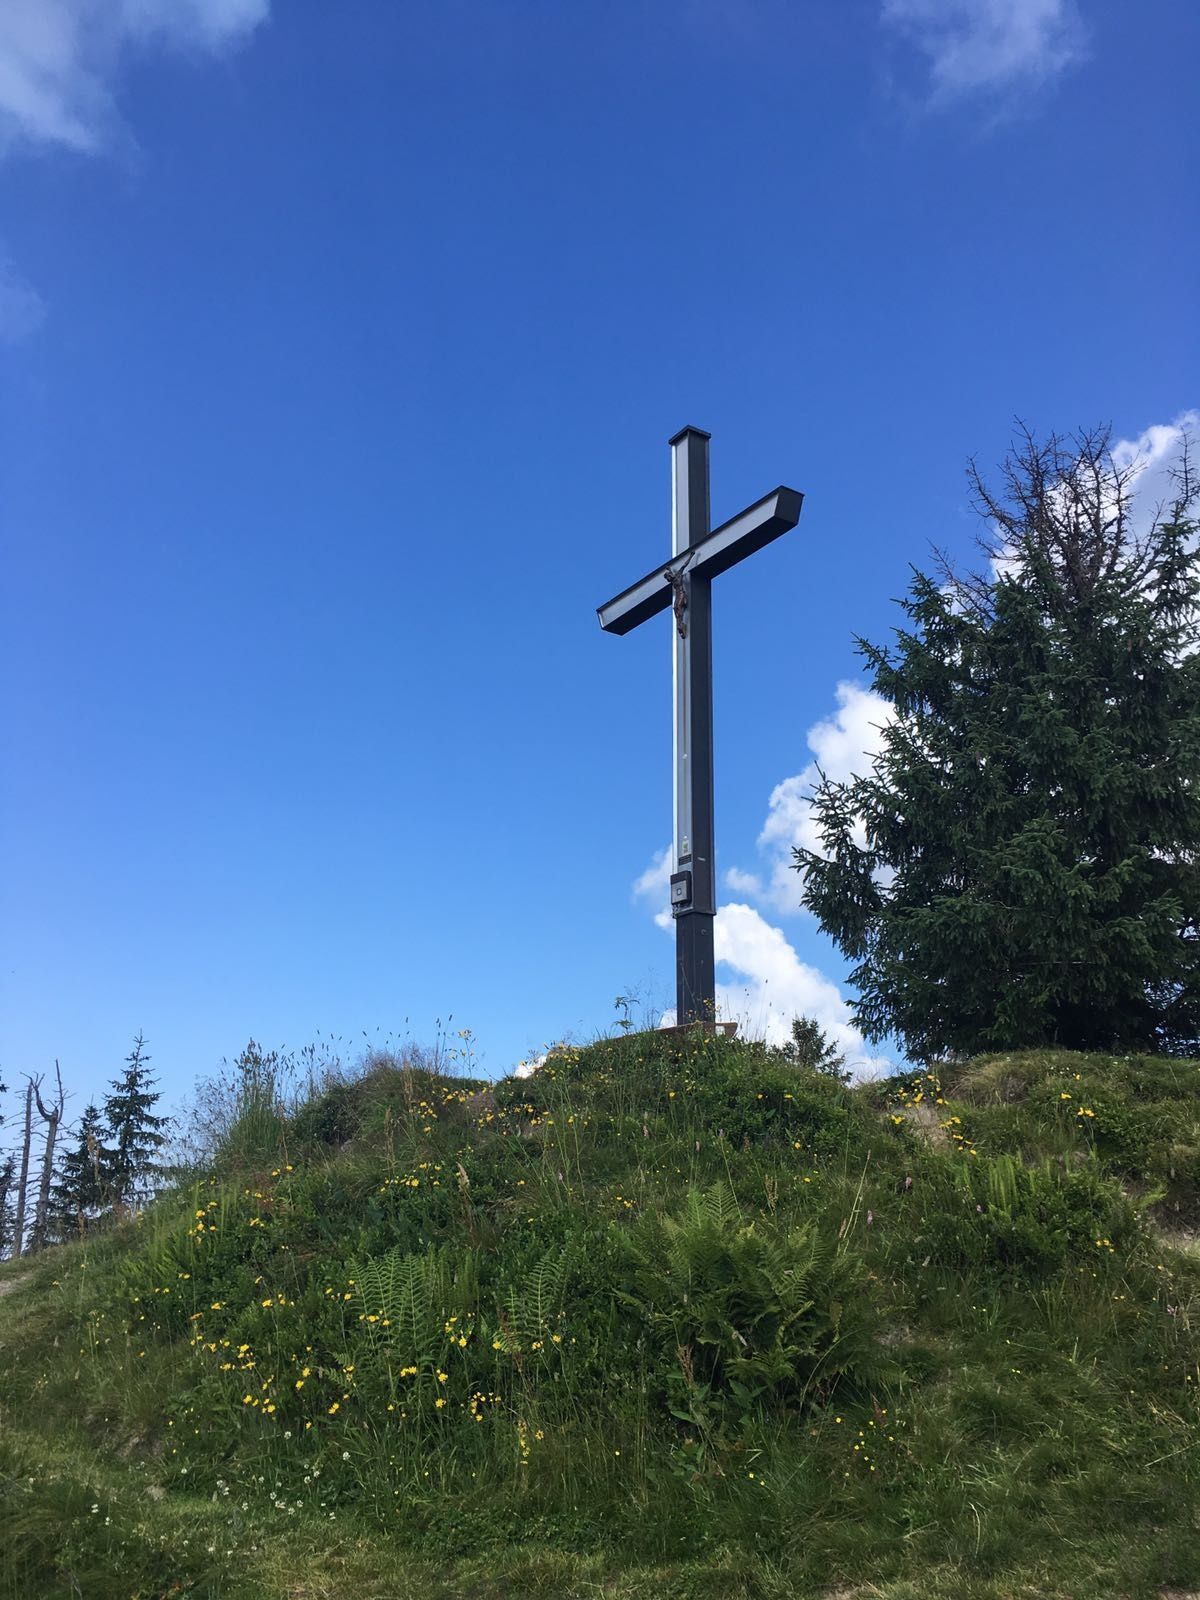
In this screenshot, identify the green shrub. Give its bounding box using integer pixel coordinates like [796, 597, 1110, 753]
[290, 1079, 362, 1147]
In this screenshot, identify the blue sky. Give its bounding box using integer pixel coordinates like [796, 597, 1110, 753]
[1, 0, 1196, 1121]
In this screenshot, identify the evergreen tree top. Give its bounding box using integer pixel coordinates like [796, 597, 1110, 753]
[103, 1034, 169, 1204]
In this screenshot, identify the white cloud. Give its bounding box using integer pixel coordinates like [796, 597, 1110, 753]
[0, 255, 45, 341]
[731, 681, 892, 916]
[632, 844, 671, 901]
[631, 846, 892, 1076]
[989, 409, 1200, 586]
[0, 0, 268, 156]
[649, 904, 891, 1078]
[714, 904, 891, 1077]
[1113, 410, 1199, 536]
[881, 0, 1084, 103]
[724, 865, 764, 898]
[121, 0, 269, 47]
[633, 844, 674, 930]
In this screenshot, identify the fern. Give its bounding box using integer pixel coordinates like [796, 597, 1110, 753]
[618, 1182, 888, 1425]
[354, 1244, 479, 1366]
[499, 1245, 572, 1347]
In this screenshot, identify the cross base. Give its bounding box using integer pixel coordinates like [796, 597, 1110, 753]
[654, 1021, 740, 1039]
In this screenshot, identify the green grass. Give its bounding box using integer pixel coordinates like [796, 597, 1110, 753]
[938, 1049, 1200, 1234]
[2, 1032, 1199, 1598]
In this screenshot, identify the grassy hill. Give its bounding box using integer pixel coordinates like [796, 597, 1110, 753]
[1, 1031, 1198, 1600]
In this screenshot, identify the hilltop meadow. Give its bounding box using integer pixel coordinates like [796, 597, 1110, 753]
[1, 1029, 1198, 1600]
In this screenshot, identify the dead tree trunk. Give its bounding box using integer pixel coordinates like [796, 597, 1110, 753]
[11, 1080, 35, 1260]
[0, 1157, 14, 1259]
[30, 1064, 65, 1254]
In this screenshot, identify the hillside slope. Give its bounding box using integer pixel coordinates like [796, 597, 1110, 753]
[1, 1032, 1198, 1600]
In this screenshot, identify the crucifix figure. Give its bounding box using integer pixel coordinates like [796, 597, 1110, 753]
[597, 427, 803, 1026]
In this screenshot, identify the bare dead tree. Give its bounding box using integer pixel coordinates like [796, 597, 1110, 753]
[11, 1080, 35, 1260]
[29, 1063, 65, 1254]
[0, 1156, 13, 1259]
[86, 1124, 104, 1210]
[934, 421, 1198, 621]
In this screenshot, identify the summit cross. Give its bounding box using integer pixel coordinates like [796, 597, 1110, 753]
[597, 428, 803, 1026]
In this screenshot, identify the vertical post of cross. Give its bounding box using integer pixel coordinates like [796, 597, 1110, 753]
[596, 427, 802, 1034]
[670, 427, 716, 1025]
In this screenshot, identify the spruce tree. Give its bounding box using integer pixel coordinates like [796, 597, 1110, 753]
[797, 426, 1200, 1061]
[46, 1103, 109, 1242]
[103, 1034, 169, 1208]
[779, 1017, 851, 1082]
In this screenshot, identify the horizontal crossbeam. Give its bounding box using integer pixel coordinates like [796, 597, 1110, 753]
[596, 486, 803, 635]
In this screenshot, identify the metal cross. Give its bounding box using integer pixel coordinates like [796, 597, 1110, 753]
[597, 427, 803, 1026]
